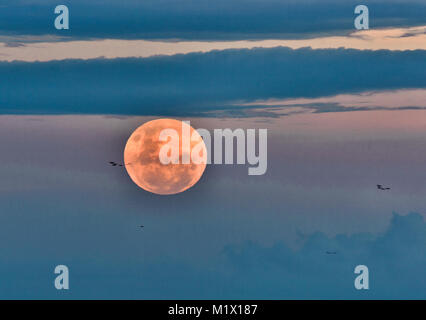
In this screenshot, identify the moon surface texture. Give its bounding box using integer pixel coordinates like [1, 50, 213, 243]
[124, 119, 207, 195]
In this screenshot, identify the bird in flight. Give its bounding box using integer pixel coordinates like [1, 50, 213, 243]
[377, 184, 391, 190]
[109, 161, 133, 167]
[109, 161, 123, 167]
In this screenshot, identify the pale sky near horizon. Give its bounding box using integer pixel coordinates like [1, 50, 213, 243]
[1, 25, 425, 62]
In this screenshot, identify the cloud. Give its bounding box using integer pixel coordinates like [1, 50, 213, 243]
[2, 212, 423, 298]
[216, 212, 426, 299]
[115, 212, 426, 299]
[1, 47, 426, 115]
[0, 0, 426, 40]
[188, 103, 426, 118]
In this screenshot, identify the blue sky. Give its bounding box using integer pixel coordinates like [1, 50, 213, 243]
[0, 113, 424, 299]
[0, 0, 425, 299]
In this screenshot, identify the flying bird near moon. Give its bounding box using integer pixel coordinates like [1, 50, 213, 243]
[377, 184, 391, 190]
[124, 119, 207, 195]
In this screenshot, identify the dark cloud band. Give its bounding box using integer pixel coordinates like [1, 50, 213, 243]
[0, 0, 425, 40]
[1, 47, 426, 115]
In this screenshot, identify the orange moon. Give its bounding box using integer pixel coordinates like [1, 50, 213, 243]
[124, 119, 207, 195]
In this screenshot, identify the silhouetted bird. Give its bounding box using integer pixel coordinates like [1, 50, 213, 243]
[109, 161, 133, 167]
[377, 184, 390, 190]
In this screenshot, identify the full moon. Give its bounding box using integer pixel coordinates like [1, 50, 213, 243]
[124, 119, 207, 195]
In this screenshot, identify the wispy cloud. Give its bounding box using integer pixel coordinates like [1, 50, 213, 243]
[219, 89, 426, 118]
